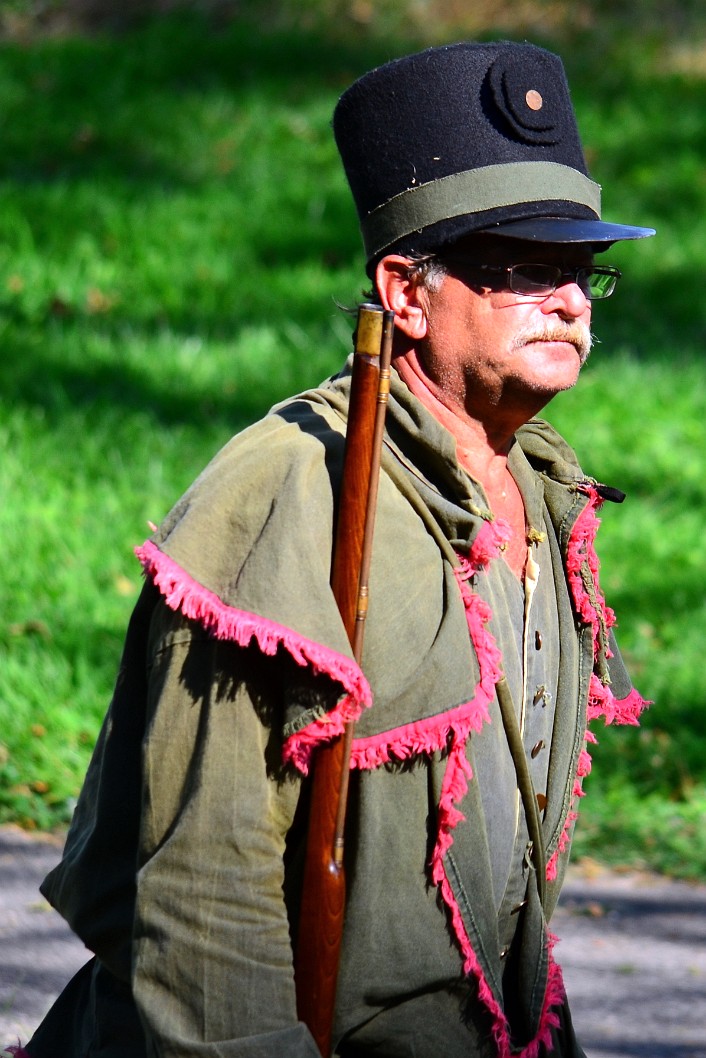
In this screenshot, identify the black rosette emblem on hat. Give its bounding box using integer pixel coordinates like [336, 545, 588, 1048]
[487, 50, 564, 144]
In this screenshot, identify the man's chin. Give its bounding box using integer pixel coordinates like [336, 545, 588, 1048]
[515, 367, 582, 411]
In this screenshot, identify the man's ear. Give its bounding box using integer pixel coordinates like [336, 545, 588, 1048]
[375, 256, 429, 340]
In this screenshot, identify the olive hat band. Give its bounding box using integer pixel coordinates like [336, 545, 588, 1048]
[360, 161, 602, 259]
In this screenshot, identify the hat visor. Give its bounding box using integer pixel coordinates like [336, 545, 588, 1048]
[487, 216, 656, 244]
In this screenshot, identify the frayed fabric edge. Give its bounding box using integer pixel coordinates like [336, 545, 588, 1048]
[135, 540, 372, 776]
[546, 677, 650, 882]
[424, 545, 568, 1058]
[432, 737, 567, 1058]
[349, 695, 490, 770]
[547, 486, 650, 882]
[349, 524, 510, 769]
[433, 857, 565, 1058]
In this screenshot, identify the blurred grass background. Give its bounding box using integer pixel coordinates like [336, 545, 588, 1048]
[0, 0, 704, 878]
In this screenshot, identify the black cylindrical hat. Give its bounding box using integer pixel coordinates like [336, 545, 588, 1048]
[333, 41, 655, 269]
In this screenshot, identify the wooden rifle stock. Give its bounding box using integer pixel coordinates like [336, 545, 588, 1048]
[294, 304, 394, 1056]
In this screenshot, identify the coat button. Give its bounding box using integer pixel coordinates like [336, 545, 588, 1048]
[533, 685, 552, 707]
[531, 739, 545, 759]
[535, 630, 542, 650]
[536, 793, 548, 812]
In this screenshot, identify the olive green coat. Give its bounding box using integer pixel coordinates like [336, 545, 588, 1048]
[30, 362, 646, 1058]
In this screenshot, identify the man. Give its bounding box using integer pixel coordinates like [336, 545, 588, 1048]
[21, 40, 652, 1058]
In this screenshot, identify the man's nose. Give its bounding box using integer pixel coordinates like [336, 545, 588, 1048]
[541, 277, 591, 318]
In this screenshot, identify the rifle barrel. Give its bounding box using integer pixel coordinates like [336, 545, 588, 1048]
[294, 304, 393, 1057]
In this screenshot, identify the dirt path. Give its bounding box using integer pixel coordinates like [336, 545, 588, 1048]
[2, 825, 705, 1056]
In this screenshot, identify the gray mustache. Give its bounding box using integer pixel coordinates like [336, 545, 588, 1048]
[512, 322, 593, 362]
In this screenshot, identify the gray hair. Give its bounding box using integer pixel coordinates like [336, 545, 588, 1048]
[403, 252, 448, 293]
[363, 252, 449, 306]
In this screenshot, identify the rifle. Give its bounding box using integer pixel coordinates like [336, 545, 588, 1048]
[294, 303, 394, 1057]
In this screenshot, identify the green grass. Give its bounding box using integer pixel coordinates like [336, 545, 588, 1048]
[0, 8, 704, 879]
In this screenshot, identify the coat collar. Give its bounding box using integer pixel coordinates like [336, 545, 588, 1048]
[308, 357, 594, 558]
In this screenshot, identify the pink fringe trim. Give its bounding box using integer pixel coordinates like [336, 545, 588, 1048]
[546, 739, 594, 882]
[431, 742, 566, 1057]
[348, 537, 507, 769]
[564, 489, 616, 652]
[285, 519, 514, 774]
[426, 503, 651, 1050]
[587, 676, 646, 727]
[3, 1047, 29, 1058]
[547, 487, 650, 882]
[282, 703, 363, 775]
[135, 540, 372, 776]
[469, 516, 513, 567]
[425, 525, 566, 1058]
[349, 695, 489, 770]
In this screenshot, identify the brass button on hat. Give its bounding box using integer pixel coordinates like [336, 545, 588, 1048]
[526, 89, 543, 111]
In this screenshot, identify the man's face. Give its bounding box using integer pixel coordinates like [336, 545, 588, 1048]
[419, 235, 595, 421]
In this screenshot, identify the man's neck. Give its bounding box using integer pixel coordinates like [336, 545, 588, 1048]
[393, 350, 514, 478]
[394, 350, 529, 579]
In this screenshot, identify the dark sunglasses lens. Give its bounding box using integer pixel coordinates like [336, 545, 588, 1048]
[510, 264, 560, 295]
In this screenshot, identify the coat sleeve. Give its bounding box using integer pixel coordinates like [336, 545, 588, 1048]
[131, 599, 323, 1058]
